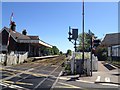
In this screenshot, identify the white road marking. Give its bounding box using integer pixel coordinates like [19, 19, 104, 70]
[101, 83, 119, 87]
[0, 64, 45, 89]
[105, 77, 110, 82]
[3, 80, 33, 86]
[58, 76, 119, 87]
[0, 64, 49, 82]
[33, 63, 61, 89]
[76, 80, 94, 84]
[56, 82, 81, 88]
[0, 68, 34, 82]
[0, 82, 30, 90]
[54, 86, 72, 88]
[96, 76, 101, 82]
[59, 77, 70, 80]
[51, 71, 62, 89]
[34, 60, 65, 89]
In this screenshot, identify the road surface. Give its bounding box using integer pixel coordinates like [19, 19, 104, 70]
[0, 56, 119, 90]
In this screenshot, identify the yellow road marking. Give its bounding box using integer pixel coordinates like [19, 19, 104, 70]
[0, 67, 53, 78]
[3, 80, 14, 84]
[2, 74, 12, 76]
[0, 67, 4, 70]
[2, 73, 21, 78]
[18, 71, 51, 77]
[15, 82, 33, 85]
[6, 71, 17, 75]
[3, 80, 33, 86]
[0, 82, 29, 90]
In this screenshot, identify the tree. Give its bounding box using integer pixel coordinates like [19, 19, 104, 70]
[78, 32, 92, 52]
[59, 51, 63, 55]
[77, 32, 98, 52]
[95, 46, 108, 61]
[66, 49, 72, 56]
[52, 46, 59, 55]
[40, 46, 54, 56]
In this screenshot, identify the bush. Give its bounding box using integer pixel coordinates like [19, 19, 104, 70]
[64, 64, 71, 75]
[95, 47, 108, 61]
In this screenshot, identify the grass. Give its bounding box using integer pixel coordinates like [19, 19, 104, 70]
[111, 61, 120, 65]
[75, 52, 91, 60]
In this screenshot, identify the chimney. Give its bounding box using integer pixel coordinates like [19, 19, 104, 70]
[22, 29, 27, 35]
[10, 21, 16, 31]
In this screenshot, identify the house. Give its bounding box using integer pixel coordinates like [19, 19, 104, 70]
[101, 33, 120, 61]
[0, 22, 52, 57]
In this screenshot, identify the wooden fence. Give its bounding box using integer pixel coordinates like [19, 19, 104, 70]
[0, 52, 28, 66]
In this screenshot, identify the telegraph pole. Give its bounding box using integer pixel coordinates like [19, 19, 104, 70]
[82, 0, 85, 65]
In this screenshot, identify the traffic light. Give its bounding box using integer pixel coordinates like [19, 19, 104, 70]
[68, 26, 78, 41]
[93, 39, 101, 48]
[72, 29, 78, 40]
[68, 26, 72, 41]
[68, 26, 78, 52]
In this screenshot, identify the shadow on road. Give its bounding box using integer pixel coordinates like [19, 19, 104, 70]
[103, 64, 116, 70]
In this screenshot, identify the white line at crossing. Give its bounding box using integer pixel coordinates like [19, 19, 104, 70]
[96, 76, 101, 82]
[105, 77, 110, 82]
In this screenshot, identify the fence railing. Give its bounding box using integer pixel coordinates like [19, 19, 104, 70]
[70, 52, 98, 75]
[0, 52, 28, 66]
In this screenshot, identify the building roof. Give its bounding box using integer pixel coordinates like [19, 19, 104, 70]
[39, 40, 53, 48]
[101, 33, 120, 46]
[1, 27, 52, 48]
[28, 36, 39, 40]
[4, 27, 31, 40]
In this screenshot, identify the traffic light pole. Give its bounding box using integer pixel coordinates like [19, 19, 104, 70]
[74, 40, 77, 52]
[68, 26, 78, 75]
[74, 40, 77, 74]
[90, 36, 92, 76]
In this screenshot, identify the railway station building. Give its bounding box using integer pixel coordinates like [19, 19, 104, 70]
[101, 33, 120, 61]
[0, 22, 52, 57]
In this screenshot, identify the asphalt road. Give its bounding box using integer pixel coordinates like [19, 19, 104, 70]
[0, 56, 119, 90]
[0, 56, 64, 90]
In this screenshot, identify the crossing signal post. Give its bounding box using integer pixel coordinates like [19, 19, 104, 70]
[88, 30, 94, 76]
[68, 26, 78, 75]
[68, 26, 78, 52]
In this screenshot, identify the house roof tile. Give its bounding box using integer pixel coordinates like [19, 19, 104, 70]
[101, 33, 120, 46]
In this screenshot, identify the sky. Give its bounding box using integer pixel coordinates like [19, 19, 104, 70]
[1, 1, 118, 53]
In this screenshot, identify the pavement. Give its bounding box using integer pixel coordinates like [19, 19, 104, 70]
[53, 61, 120, 89]
[78, 61, 119, 84]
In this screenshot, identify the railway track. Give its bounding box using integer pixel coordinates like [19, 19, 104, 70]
[0, 55, 66, 90]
